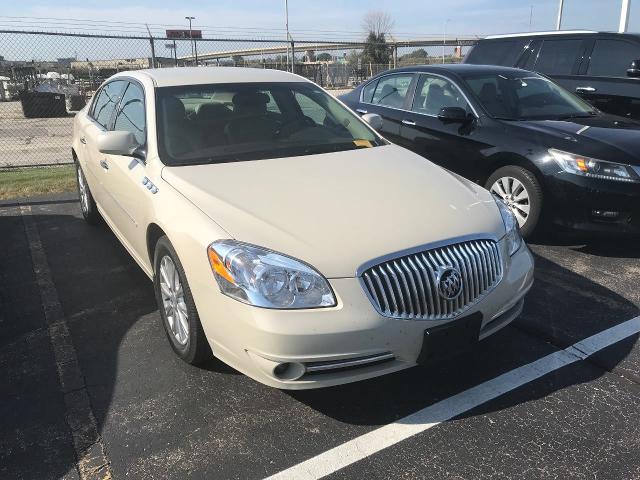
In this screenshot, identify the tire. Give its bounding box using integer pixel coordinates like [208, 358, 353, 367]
[75, 161, 100, 225]
[485, 165, 543, 239]
[153, 236, 212, 364]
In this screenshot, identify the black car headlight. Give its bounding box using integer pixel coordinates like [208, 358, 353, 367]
[549, 149, 640, 183]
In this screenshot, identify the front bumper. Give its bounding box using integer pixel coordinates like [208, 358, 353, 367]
[545, 172, 640, 236]
[197, 239, 535, 390]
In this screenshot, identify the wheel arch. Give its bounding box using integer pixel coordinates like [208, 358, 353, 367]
[146, 223, 167, 271]
[480, 152, 546, 192]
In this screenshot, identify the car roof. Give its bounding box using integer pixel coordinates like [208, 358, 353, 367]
[373, 64, 533, 77]
[484, 30, 640, 40]
[113, 67, 308, 87]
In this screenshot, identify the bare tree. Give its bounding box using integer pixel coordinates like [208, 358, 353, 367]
[362, 10, 395, 37]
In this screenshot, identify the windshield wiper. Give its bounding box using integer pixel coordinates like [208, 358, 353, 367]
[556, 111, 598, 120]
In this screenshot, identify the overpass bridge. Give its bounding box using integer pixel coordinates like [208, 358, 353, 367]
[179, 37, 479, 62]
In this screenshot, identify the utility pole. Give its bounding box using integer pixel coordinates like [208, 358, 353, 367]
[556, 0, 564, 30]
[619, 0, 631, 32]
[529, 5, 534, 31]
[146, 24, 156, 68]
[186, 16, 196, 66]
[442, 19, 450, 64]
[285, 0, 291, 72]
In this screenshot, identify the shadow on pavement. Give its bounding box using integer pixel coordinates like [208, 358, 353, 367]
[0, 200, 638, 479]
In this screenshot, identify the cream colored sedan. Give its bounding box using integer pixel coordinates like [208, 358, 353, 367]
[72, 67, 534, 389]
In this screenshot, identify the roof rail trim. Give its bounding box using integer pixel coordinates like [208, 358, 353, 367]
[485, 30, 597, 39]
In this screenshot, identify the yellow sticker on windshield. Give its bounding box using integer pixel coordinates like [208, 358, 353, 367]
[353, 139, 373, 148]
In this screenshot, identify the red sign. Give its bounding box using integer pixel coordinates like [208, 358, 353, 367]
[166, 29, 202, 39]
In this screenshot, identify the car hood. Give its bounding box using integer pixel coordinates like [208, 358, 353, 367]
[161, 145, 505, 278]
[511, 114, 640, 165]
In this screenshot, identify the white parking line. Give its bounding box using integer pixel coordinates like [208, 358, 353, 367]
[267, 316, 640, 480]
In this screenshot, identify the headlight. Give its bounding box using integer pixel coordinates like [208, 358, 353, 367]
[207, 240, 336, 309]
[495, 198, 522, 256]
[549, 149, 639, 183]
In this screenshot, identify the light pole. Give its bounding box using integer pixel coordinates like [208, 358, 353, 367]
[285, 0, 291, 72]
[556, 0, 564, 30]
[185, 16, 196, 65]
[442, 19, 450, 64]
[619, 0, 631, 32]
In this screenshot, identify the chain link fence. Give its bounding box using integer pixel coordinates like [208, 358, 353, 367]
[0, 29, 474, 167]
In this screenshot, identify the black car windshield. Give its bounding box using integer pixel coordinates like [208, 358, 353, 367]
[156, 82, 385, 165]
[460, 72, 596, 121]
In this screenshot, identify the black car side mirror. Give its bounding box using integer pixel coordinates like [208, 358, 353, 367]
[627, 59, 640, 78]
[437, 107, 468, 124]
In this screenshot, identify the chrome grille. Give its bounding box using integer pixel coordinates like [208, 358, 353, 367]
[361, 239, 503, 320]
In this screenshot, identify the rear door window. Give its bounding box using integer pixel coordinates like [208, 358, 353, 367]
[534, 39, 583, 75]
[369, 74, 414, 109]
[465, 40, 523, 66]
[587, 39, 640, 77]
[362, 80, 378, 103]
[91, 80, 126, 129]
[412, 75, 471, 116]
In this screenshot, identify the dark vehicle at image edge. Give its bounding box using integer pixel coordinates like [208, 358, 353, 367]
[339, 64, 640, 237]
[464, 31, 640, 120]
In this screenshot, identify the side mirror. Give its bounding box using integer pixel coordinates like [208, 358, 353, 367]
[96, 131, 139, 156]
[362, 113, 383, 131]
[437, 107, 468, 124]
[627, 59, 640, 78]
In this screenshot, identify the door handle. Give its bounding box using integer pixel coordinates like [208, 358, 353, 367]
[99, 159, 109, 170]
[402, 119, 416, 126]
[79, 137, 86, 144]
[576, 86, 596, 93]
[356, 108, 368, 115]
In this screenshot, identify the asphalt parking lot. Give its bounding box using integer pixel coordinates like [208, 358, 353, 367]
[1, 193, 640, 480]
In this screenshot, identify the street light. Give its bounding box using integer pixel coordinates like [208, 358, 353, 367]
[185, 16, 196, 65]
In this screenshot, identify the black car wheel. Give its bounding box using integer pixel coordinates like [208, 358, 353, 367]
[153, 236, 212, 365]
[75, 162, 100, 225]
[486, 166, 543, 238]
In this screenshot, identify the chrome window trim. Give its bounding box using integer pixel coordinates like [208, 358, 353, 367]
[359, 71, 479, 119]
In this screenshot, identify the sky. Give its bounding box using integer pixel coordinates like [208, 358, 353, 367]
[0, 0, 638, 39]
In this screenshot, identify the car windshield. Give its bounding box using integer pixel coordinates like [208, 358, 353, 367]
[460, 72, 597, 121]
[156, 81, 385, 165]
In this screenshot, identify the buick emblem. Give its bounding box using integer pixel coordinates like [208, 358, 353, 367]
[437, 266, 463, 300]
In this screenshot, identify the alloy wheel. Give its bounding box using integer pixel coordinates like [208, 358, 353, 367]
[490, 176, 530, 228]
[159, 255, 189, 346]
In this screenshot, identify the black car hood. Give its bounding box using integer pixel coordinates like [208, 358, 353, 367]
[509, 114, 640, 165]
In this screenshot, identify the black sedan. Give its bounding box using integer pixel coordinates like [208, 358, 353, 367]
[339, 64, 640, 238]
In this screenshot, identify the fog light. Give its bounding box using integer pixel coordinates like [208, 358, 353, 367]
[272, 362, 305, 381]
[592, 209, 620, 218]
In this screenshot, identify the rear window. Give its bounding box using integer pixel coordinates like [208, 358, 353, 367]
[465, 40, 522, 66]
[587, 39, 640, 77]
[534, 39, 583, 75]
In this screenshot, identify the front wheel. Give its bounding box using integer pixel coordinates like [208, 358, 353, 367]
[76, 162, 100, 225]
[153, 236, 212, 365]
[486, 165, 543, 239]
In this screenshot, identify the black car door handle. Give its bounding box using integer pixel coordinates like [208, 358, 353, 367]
[99, 159, 109, 170]
[576, 86, 596, 93]
[402, 119, 416, 126]
[79, 137, 86, 144]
